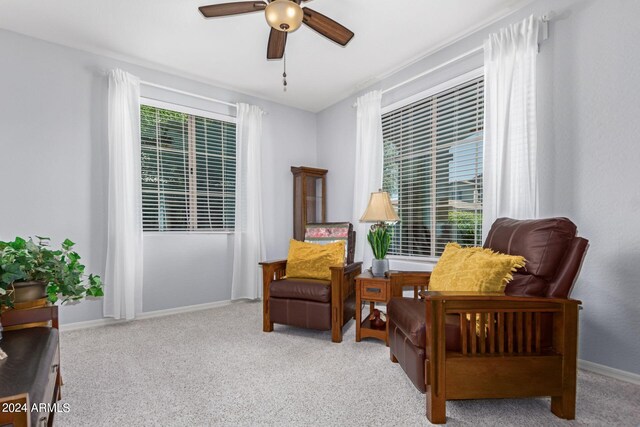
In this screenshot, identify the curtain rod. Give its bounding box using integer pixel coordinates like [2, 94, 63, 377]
[140, 81, 237, 109]
[350, 46, 482, 108]
[352, 15, 550, 108]
[383, 45, 483, 96]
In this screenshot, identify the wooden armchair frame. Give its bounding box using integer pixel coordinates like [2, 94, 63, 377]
[389, 271, 431, 299]
[422, 291, 580, 424]
[260, 259, 362, 343]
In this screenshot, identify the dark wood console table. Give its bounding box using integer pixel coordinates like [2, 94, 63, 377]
[0, 306, 62, 427]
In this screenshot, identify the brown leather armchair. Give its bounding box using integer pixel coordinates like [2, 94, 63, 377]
[260, 222, 362, 343]
[388, 217, 589, 423]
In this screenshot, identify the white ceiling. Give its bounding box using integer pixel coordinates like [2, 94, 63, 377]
[0, 0, 528, 112]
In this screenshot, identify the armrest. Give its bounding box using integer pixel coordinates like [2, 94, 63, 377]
[259, 259, 287, 267]
[329, 262, 363, 342]
[260, 260, 287, 301]
[389, 270, 431, 277]
[420, 290, 581, 305]
[329, 262, 362, 303]
[330, 261, 363, 274]
[423, 291, 582, 359]
[389, 271, 431, 299]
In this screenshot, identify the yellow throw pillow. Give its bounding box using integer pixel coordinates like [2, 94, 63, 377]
[285, 239, 345, 281]
[429, 243, 526, 293]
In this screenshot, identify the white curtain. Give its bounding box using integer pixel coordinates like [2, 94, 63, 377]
[232, 103, 265, 300]
[104, 69, 143, 320]
[482, 15, 540, 240]
[352, 90, 384, 265]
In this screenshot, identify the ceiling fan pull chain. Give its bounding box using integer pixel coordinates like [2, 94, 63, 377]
[283, 53, 288, 92]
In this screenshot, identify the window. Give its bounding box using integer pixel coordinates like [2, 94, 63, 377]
[140, 101, 236, 232]
[382, 71, 484, 258]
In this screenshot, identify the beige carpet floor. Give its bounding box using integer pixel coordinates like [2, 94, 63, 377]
[56, 301, 640, 426]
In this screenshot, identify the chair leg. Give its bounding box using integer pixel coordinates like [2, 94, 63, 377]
[263, 300, 273, 332]
[425, 298, 446, 423]
[551, 303, 578, 420]
[426, 387, 446, 424]
[331, 303, 343, 343]
[331, 323, 342, 343]
[551, 388, 576, 419]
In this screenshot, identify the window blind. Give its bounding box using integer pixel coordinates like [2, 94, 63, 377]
[382, 75, 484, 257]
[140, 104, 236, 232]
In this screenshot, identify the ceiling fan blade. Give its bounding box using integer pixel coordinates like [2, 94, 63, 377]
[302, 7, 354, 46]
[199, 2, 266, 18]
[267, 28, 287, 59]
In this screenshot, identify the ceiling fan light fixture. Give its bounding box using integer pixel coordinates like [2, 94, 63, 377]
[265, 0, 303, 32]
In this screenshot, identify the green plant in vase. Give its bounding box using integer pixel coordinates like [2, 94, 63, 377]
[367, 224, 392, 277]
[367, 224, 391, 259]
[0, 236, 104, 308]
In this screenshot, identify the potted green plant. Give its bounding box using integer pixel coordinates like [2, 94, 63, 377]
[0, 236, 104, 309]
[367, 224, 391, 277]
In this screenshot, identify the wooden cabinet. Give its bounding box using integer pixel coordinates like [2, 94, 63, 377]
[291, 166, 327, 241]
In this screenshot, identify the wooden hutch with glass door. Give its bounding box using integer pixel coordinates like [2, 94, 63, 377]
[291, 166, 327, 240]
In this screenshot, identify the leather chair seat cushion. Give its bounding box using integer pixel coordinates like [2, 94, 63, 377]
[388, 298, 462, 351]
[389, 320, 427, 393]
[269, 278, 332, 303]
[269, 298, 331, 330]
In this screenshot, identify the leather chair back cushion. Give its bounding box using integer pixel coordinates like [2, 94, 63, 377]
[269, 278, 331, 303]
[484, 217, 577, 296]
[503, 274, 549, 297]
[546, 236, 589, 298]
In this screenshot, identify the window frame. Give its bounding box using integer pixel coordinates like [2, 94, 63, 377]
[381, 67, 484, 263]
[140, 97, 237, 235]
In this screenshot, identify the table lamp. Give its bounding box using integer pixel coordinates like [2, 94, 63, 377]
[360, 190, 400, 277]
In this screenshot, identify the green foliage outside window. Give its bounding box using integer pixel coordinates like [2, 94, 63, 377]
[447, 211, 483, 246]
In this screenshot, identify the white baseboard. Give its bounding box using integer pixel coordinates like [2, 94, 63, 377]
[60, 299, 236, 332]
[136, 299, 234, 320]
[579, 359, 640, 385]
[60, 317, 125, 331]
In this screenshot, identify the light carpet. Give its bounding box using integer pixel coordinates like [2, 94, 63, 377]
[57, 301, 640, 426]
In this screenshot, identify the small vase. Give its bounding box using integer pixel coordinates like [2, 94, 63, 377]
[371, 258, 389, 277]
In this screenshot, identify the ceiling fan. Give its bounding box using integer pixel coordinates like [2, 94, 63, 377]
[198, 0, 355, 60]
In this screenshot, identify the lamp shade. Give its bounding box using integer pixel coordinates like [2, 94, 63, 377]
[359, 191, 400, 223]
[265, 0, 303, 32]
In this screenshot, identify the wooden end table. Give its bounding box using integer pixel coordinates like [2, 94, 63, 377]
[355, 270, 391, 345]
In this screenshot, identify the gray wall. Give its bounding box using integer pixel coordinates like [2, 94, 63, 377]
[317, 0, 640, 375]
[0, 29, 317, 323]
